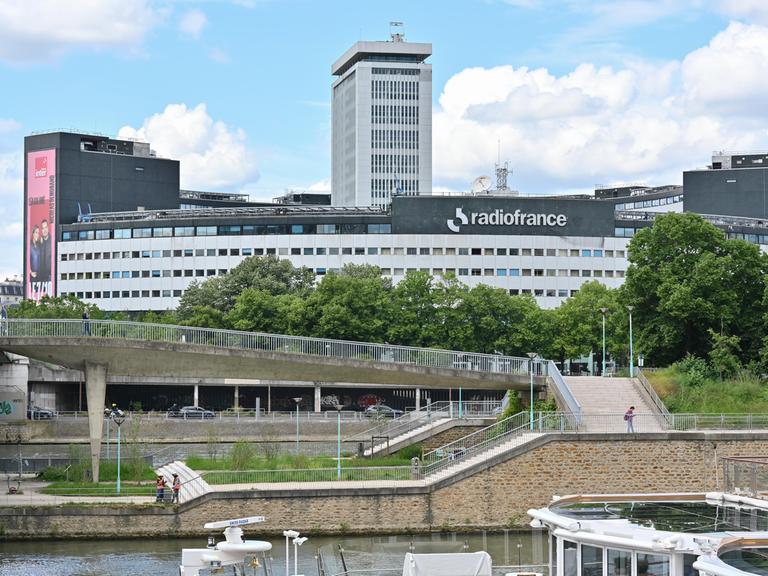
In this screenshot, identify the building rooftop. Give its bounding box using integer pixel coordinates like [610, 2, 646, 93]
[332, 40, 432, 76]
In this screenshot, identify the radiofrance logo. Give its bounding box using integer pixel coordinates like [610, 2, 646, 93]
[34, 156, 48, 178]
[447, 207, 567, 233]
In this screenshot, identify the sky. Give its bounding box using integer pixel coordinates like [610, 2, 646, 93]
[1, 0, 768, 279]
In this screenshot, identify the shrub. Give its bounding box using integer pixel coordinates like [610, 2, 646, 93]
[229, 440, 255, 470]
[397, 443, 423, 461]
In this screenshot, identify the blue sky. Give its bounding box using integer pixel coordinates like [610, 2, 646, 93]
[1, 0, 768, 277]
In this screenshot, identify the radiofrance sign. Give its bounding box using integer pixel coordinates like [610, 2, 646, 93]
[447, 207, 567, 233]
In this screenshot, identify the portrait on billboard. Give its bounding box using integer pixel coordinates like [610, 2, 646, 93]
[25, 150, 56, 300]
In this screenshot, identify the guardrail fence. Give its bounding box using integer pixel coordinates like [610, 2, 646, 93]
[723, 456, 768, 497]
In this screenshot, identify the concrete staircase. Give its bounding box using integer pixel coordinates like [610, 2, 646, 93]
[564, 376, 664, 432]
[363, 417, 452, 457]
[156, 460, 212, 504]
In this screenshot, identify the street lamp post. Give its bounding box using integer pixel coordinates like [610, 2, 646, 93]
[283, 530, 300, 576]
[335, 404, 344, 480]
[292, 397, 302, 455]
[600, 307, 608, 377]
[627, 305, 634, 378]
[104, 404, 125, 494]
[293, 536, 308, 576]
[526, 352, 537, 430]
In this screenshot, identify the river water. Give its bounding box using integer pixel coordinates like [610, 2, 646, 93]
[0, 529, 548, 576]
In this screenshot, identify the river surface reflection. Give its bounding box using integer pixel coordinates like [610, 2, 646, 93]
[0, 529, 548, 576]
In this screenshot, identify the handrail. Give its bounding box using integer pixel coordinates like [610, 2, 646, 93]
[546, 360, 582, 422]
[636, 368, 671, 428]
[4, 318, 548, 377]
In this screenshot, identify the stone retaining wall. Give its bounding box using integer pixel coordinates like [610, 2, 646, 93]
[2, 432, 765, 539]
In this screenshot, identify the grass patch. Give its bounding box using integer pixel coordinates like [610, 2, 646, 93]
[647, 365, 768, 413]
[40, 481, 155, 496]
[186, 451, 413, 472]
[39, 460, 157, 483]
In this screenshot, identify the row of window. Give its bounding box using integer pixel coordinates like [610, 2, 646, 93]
[62, 223, 394, 241]
[371, 130, 420, 151]
[60, 285, 585, 301]
[559, 539, 670, 576]
[61, 246, 628, 261]
[614, 227, 638, 238]
[371, 79, 420, 101]
[61, 266, 625, 282]
[726, 232, 768, 245]
[615, 194, 682, 211]
[371, 104, 419, 125]
[371, 68, 421, 76]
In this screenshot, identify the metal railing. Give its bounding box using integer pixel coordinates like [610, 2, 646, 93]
[636, 368, 671, 428]
[546, 360, 582, 421]
[722, 456, 768, 497]
[4, 318, 547, 377]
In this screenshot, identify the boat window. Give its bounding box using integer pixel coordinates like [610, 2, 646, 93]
[581, 545, 602, 576]
[551, 535, 558, 576]
[564, 540, 578, 576]
[608, 549, 631, 576]
[682, 554, 698, 576]
[636, 553, 669, 576]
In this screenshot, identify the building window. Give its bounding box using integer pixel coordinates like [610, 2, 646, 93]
[153, 227, 172, 237]
[497, 269, 507, 276]
[174, 226, 194, 236]
[509, 268, 520, 276]
[196, 226, 216, 236]
[582, 249, 592, 257]
[133, 228, 151, 238]
[291, 248, 301, 255]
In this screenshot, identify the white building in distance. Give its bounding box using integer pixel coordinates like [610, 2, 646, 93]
[331, 34, 432, 208]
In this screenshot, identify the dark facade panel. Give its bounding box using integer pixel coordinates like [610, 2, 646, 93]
[392, 196, 616, 237]
[684, 169, 768, 220]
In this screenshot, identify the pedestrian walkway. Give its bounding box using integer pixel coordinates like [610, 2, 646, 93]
[0, 479, 154, 507]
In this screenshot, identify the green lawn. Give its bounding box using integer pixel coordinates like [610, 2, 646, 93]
[40, 481, 156, 496]
[186, 452, 414, 471]
[646, 367, 768, 413]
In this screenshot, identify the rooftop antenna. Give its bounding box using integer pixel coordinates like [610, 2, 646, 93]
[495, 140, 510, 191]
[390, 21, 404, 42]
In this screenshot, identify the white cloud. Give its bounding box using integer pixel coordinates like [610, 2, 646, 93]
[209, 47, 230, 63]
[719, 0, 768, 24]
[118, 103, 259, 191]
[0, 0, 158, 64]
[0, 147, 24, 279]
[306, 178, 330, 192]
[179, 9, 207, 39]
[432, 22, 768, 193]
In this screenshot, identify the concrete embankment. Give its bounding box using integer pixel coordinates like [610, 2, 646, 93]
[2, 432, 767, 540]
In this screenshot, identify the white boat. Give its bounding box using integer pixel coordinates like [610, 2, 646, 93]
[528, 491, 768, 576]
[179, 515, 273, 576]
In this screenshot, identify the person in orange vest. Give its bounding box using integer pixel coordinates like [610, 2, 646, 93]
[171, 473, 181, 503]
[156, 475, 167, 502]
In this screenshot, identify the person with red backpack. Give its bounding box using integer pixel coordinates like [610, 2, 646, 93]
[624, 406, 635, 433]
[171, 473, 181, 503]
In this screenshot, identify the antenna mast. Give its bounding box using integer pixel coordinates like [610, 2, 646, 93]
[390, 21, 404, 42]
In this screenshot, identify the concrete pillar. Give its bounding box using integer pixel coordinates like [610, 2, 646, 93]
[193, 384, 199, 407]
[314, 383, 321, 413]
[415, 387, 421, 412]
[84, 362, 107, 483]
[234, 385, 239, 410]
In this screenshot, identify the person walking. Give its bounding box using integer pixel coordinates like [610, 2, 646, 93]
[0, 304, 7, 336]
[156, 475, 167, 502]
[171, 473, 181, 503]
[624, 406, 635, 433]
[82, 309, 91, 336]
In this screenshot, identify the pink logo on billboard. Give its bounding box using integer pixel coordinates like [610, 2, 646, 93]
[34, 156, 48, 178]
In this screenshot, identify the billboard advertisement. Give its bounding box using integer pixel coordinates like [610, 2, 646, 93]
[25, 149, 56, 300]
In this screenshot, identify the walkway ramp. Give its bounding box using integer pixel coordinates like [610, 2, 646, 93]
[564, 376, 663, 432]
[156, 460, 211, 503]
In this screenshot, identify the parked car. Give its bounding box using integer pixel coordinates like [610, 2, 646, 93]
[27, 405, 55, 420]
[365, 404, 403, 418]
[167, 405, 215, 419]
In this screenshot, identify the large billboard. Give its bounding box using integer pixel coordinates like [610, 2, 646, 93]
[25, 149, 56, 300]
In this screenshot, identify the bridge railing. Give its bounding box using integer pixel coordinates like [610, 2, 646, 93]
[4, 318, 547, 377]
[546, 360, 582, 423]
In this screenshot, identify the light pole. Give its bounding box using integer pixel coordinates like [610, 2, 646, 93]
[283, 529, 299, 576]
[292, 397, 302, 455]
[526, 352, 537, 430]
[293, 536, 308, 575]
[104, 404, 125, 494]
[335, 404, 344, 480]
[600, 307, 608, 377]
[627, 305, 634, 378]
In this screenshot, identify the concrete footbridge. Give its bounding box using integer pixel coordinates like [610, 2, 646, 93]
[0, 318, 550, 481]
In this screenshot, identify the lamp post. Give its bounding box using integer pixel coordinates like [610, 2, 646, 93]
[627, 305, 634, 378]
[104, 404, 125, 494]
[293, 536, 308, 575]
[292, 397, 302, 455]
[526, 352, 537, 430]
[600, 307, 608, 377]
[283, 529, 300, 576]
[335, 404, 344, 480]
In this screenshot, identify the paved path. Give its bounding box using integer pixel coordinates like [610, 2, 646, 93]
[0, 479, 155, 507]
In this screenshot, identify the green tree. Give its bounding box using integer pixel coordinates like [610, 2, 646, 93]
[623, 213, 767, 366]
[387, 271, 439, 347]
[10, 295, 102, 319]
[707, 329, 741, 380]
[302, 264, 391, 342]
[552, 281, 618, 363]
[176, 256, 315, 324]
[226, 289, 306, 334]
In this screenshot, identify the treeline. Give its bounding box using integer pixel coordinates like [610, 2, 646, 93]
[13, 213, 768, 369]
